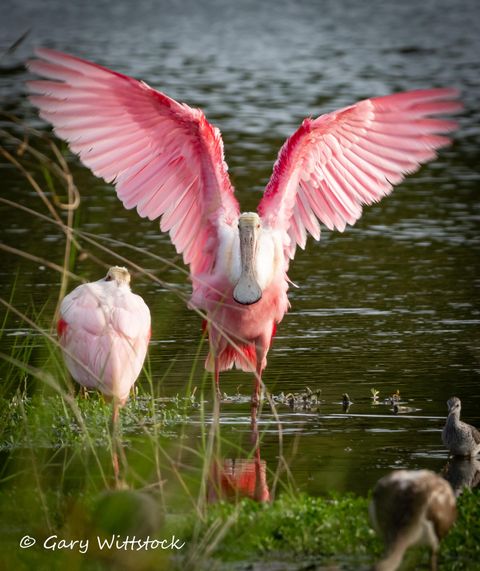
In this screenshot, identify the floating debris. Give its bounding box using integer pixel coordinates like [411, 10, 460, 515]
[384, 390, 401, 406]
[369, 388, 420, 413]
[342, 393, 353, 412]
[392, 403, 418, 415]
[220, 392, 251, 404]
[272, 387, 322, 411]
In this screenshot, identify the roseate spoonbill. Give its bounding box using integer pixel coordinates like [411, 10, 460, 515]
[370, 470, 456, 571]
[58, 266, 151, 422]
[442, 397, 480, 457]
[28, 49, 462, 401]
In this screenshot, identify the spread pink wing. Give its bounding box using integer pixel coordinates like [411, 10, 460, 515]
[27, 48, 240, 275]
[257, 89, 462, 260]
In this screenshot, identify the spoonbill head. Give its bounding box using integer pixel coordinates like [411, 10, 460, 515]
[105, 265, 131, 285]
[233, 212, 263, 306]
[28, 48, 462, 402]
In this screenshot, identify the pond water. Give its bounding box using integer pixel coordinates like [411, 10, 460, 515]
[1, 0, 479, 497]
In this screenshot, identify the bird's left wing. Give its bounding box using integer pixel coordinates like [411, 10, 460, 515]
[257, 89, 462, 261]
[27, 48, 240, 275]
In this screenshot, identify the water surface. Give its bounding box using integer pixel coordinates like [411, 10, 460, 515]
[1, 0, 479, 496]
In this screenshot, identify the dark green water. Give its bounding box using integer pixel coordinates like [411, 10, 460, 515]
[1, 0, 479, 496]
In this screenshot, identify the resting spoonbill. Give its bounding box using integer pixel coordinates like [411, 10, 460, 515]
[58, 266, 151, 422]
[28, 49, 461, 401]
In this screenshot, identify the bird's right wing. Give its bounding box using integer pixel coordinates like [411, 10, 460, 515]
[28, 48, 240, 276]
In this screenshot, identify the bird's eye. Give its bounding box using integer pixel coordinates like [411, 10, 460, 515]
[105, 276, 112, 281]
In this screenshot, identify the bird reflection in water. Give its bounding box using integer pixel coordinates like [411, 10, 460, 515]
[442, 456, 480, 497]
[207, 403, 270, 503]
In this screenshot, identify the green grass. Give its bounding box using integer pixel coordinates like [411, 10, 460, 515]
[443, 490, 480, 570]
[176, 490, 480, 570]
[0, 392, 188, 451]
[178, 493, 378, 569]
[2, 484, 478, 571]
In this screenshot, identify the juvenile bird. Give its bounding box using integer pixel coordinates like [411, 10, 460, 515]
[58, 266, 151, 422]
[370, 470, 456, 571]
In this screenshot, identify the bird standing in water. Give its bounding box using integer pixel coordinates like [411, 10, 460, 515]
[442, 396, 480, 457]
[28, 48, 461, 402]
[58, 266, 151, 423]
[370, 470, 456, 571]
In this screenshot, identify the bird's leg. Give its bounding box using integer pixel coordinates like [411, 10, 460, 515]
[111, 400, 119, 427]
[375, 538, 408, 571]
[430, 549, 438, 571]
[250, 401, 258, 445]
[112, 448, 120, 484]
[252, 362, 261, 407]
[110, 400, 121, 485]
[249, 401, 269, 502]
[214, 357, 221, 399]
[253, 341, 266, 406]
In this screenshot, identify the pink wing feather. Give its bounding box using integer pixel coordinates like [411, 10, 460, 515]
[27, 48, 240, 275]
[258, 89, 462, 259]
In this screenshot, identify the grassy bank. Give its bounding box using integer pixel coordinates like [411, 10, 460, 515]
[2, 485, 478, 571]
[176, 490, 480, 571]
